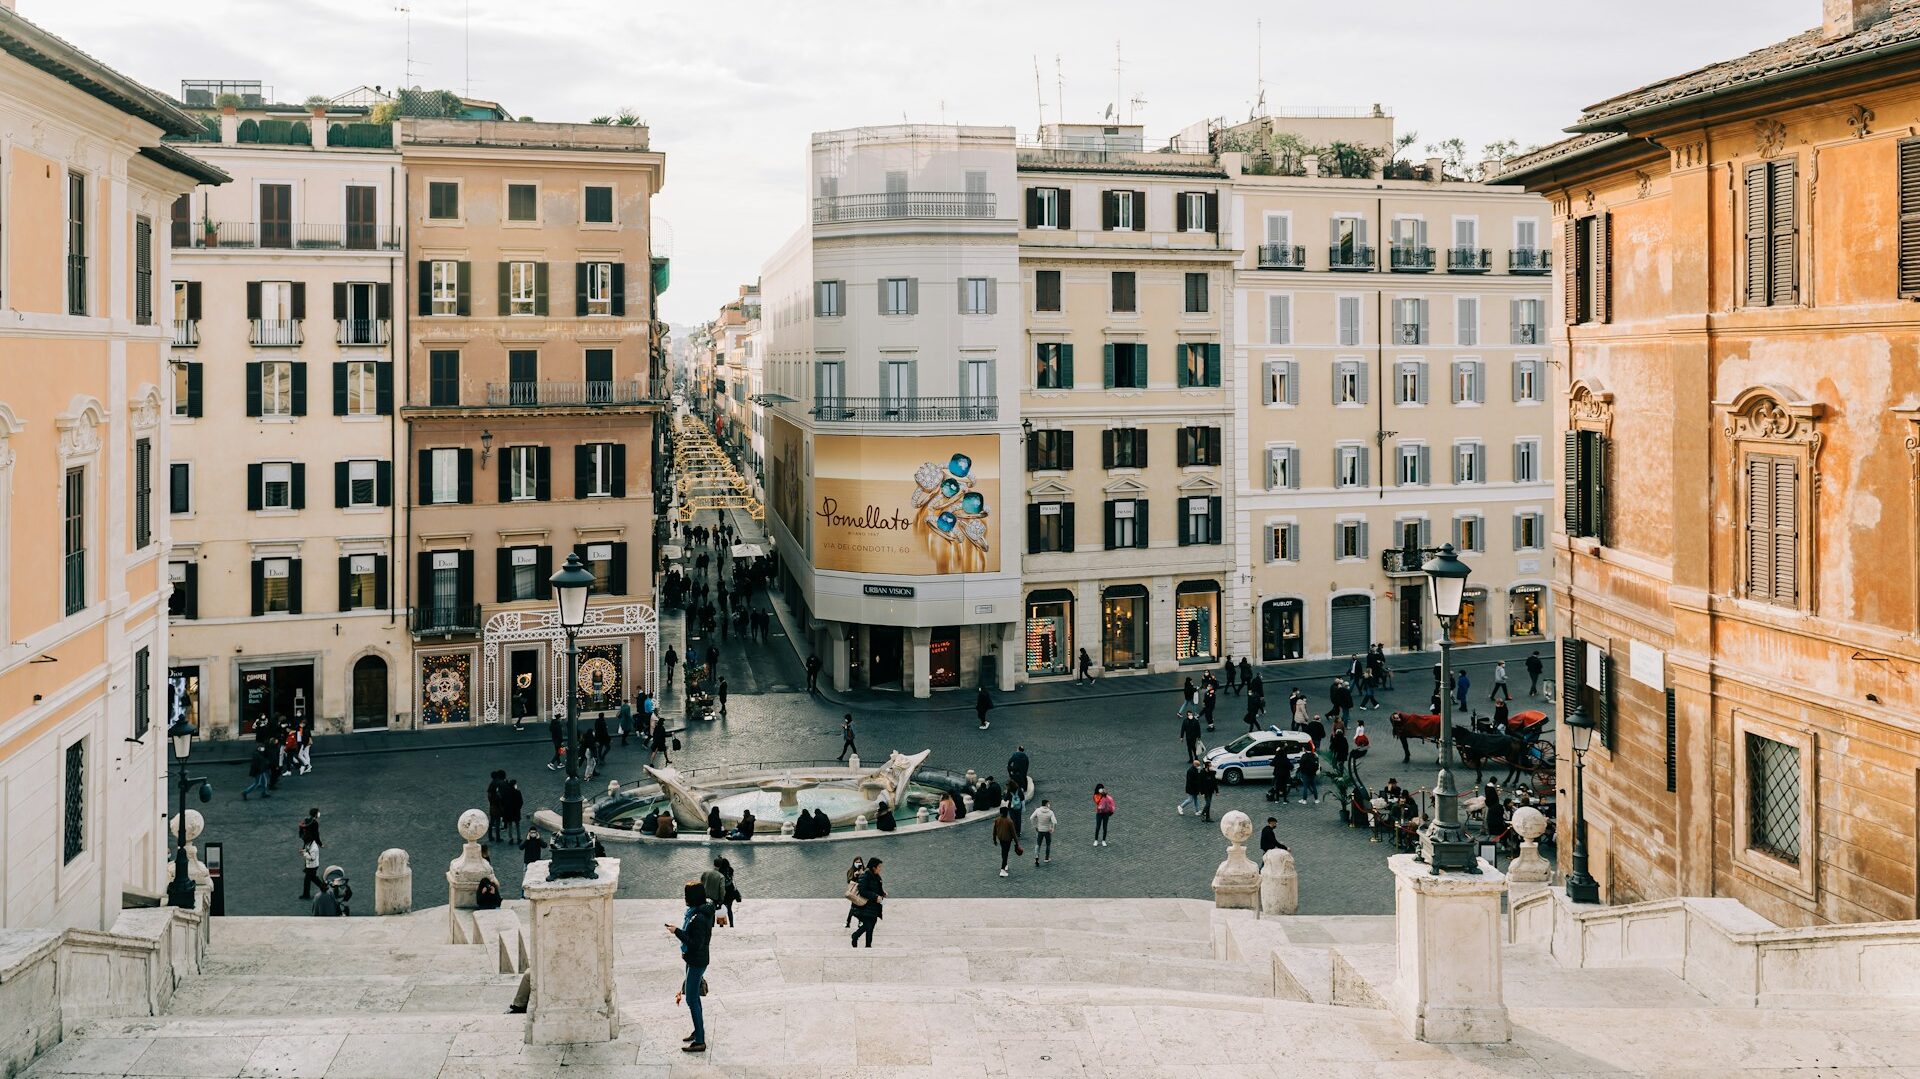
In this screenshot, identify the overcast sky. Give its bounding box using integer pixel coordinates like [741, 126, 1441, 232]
[31, 0, 1820, 325]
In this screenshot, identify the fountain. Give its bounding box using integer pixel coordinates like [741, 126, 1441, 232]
[613, 750, 945, 837]
[758, 772, 818, 810]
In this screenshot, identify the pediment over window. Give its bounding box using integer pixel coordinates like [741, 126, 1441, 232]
[1026, 478, 1074, 499]
[1102, 477, 1148, 497]
[1569, 378, 1613, 436]
[1716, 384, 1823, 448]
[1176, 474, 1221, 494]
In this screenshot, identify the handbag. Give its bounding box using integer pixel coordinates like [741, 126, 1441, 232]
[699, 977, 709, 996]
[844, 881, 867, 906]
[671, 737, 682, 751]
[1015, 843, 1024, 856]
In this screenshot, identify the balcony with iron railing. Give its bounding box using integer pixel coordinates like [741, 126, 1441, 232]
[1393, 325, 1429, 346]
[1512, 324, 1542, 345]
[250, 319, 302, 347]
[1447, 247, 1491, 274]
[1509, 247, 1552, 275]
[336, 319, 390, 347]
[1382, 546, 1437, 575]
[411, 603, 482, 637]
[1390, 245, 1435, 272]
[173, 320, 199, 348]
[1257, 244, 1307, 270]
[812, 191, 997, 224]
[1328, 245, 1374, 272]
[481, 380, 651, 408]
[811, 396, 998, 422]
[183, 221, 402, 251]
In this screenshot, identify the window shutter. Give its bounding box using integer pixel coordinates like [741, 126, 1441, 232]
[1206, 343, 1221, 386]
[417, 261, 431, 315]
[1597, 652, 1614, 748]
[1472, 360, 1485, 404]
[1175, 192, 1189, 232]
[1262, 363, 1276, 405]
[1286, 524, 1299, 560]
[250, 560, 264, 617]
[575, 444, 591, 498]
[1565, 431, 1584, 535]
[1769, 159, 1796, 305]
[1133, 191, 1146, 229]
[611, 444, 626, 497]
[1356, 360, 1369, 404]
[1102, 191, 1116, 230]
[1102, 429, 1116, 469]
[1103, 501, 1116, 549]
[1744, 164, 1770, 306]
[1058, 189, 1071, 227]
[376, 362, 393, 415]
[377, 461, 391, 506]
[1563, 218, 1579, 324]
[1512, 513, 1522, 550]
[1133, 429, 1149, 467]
[1511, 359, 1524, 402]
[1285, 361, 1299, 405]
[1026, 435, 1040, 473]
[187, 282, 203, 321]
[1205, 191, 1219, 232]
[1060, 430, 1074, 470]
[1664, 689, 1678, 792]
[1416, 361, 1430, 404]
[1509, 298, 1522, 344]
[575, 263, 589, 316]
[1773, 457, 1799, 604]
[1027, 504, 1043, 554]
[457, 448, 473, 504]
[1134, 344, 1147, 384]
[1269, 294, 1289, 344]
[182, 563, 198, 619]
[246, 463, 262, 511]
[534, 547, 552, 600]
[417, 450, 432, 503]
[1264, 525, 1277, 562]
[331, 282, 347, 321]
[246, 281, 261, 320]
[283, 558, 302, 615]
[1359, 446, 1371, 485]
[1332, 364, 1343, 406]
[455, 551, 474, 612]
[290, 363, 307, 416]
[611, 264, 626, 316]
[496, 548, 514, 603]
[1417, 299, 1430, 343]
[186, 363, 204, 417]
[332, 362, 348, 415]
[456, 261, 471, 315]
[245, 362, 262, 416]
[1901, 139, 1920, 296]
[1060, 503, 1076, 550]
[986, 278, 998, 315]
[290, 463, 305, 509]
[1417, 445, 1430, 485]
[1513, 441, 1524, 483]
[609, 542, 628, 595]
[1266, 449, 1278, 489]
[1452, 516, 1464, 549]
[1598, 212, 1614, 323]
[1287, 447, 1300, 489]
[375, 282, 391, 321]
[1060, 343, 1073, 386]
[1590, 434, 1609, 545]
[1134, 499, 1149, 547]
[956, 277, 967, 315]
[1177, 500, 1191, 545]
[1176, 429, 1191, 467]
[288, 282, 306, 321]
[497, 261, 510, 313]
[1453, 446, 1464, 484]
[535, 446, 552, 501]
[1207, 427, 1221, 464]
[334, 461, 349, 508]
[1560, 636, 1584, 717]
[1749, 456, 1777, 602]
[1103, 343, 1115, 388]
[1025, 188, 1040, 228]
[1208, 496, 1221, 542]
[416, 553, 432, 610]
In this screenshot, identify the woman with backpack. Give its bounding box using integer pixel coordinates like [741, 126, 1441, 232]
[1092, 784, 1115, 846]
[848, 858, 885, 947]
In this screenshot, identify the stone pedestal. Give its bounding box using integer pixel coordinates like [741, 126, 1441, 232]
[375, 849, 413, 915]
[170, 810, 213, 908]
[523, 858, 621, 1045]
[1259, 847, 1298, 915]
[1387, 854, 1509, 1044]
[1210, 811, 1261, 910]
[447, 809, 494, 911]
[1505, 807, 1552, 903]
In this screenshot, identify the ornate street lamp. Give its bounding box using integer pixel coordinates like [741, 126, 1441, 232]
[547, 553, 599, 879]
[1418, 543, 1479, 873]
[165, 716, 211, 908]
[1563, 705, 1601, 903]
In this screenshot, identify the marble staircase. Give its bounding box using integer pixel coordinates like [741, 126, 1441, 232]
[21, 898, 1920, 1078]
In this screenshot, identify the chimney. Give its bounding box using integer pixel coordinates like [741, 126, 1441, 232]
[310, 106, 327, 150]
[219, 107, 238, 145]
[1425, 156, 1446, 183]
[1825, 0, 1892, 37]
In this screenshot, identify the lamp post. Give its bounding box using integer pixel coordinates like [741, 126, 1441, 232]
[547, 552, 599, 879]
[165, 717, 210, 909]
[1563, 707, 1601, 903]
[1418, 543, 1479, 873]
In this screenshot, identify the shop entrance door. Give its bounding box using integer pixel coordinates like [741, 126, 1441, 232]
[929, 627, 960, 688]
[509, 649, 541, 722]
[869, 626, 904, 688]
[1399, 584, 1425, 650]
[1262, 599, 1304, 661]
[239, 662, 315, 734]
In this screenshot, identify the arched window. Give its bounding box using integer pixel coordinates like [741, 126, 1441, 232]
[352, 654, 388, 729]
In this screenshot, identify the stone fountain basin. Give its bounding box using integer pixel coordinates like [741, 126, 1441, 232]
[591, 762, 970, 837]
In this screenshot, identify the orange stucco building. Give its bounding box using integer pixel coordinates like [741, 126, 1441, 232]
[1505, 0, 1920, 924]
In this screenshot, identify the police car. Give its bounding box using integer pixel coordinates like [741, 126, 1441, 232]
[1204, 727, 1317, 786]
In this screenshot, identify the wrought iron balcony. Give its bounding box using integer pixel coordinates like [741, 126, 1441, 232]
[411, 603, 482, 637]
[1512, 324, 1542, 345]
[336, 319, 390, 347]
[811, 396, 998, 422]
[1447, 247, 1491, 274]
[1382, 546, 1438, 575]
[1394, 325, 1428, 346]
[812, 191, 998, 224]
[1257, 244, 1307, 270]
[190, 221, 401, 250]
[1390, 245, 1436, 272]
[173, 320, 199, 348]
[250, 319, 303, 347]
[482, 380, 650, 407]
[1327, 245, 1374, 271]
[1509, 247, 1553, 275]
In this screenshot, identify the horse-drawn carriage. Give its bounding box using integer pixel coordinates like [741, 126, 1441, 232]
[1387, 708, 1554, 786]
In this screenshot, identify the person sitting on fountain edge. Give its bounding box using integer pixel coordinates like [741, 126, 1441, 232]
[793, 811, 816, 840]
[815, 809, 834, 837]
[728, 809, 756, 841]
[977, 775, 1002, 811]
[706, 806, 724, 839]
[640, 808, 661, 836]
[875, 797, 897, 831]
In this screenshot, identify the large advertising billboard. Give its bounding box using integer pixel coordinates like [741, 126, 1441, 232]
[812, 434, 1000, 575]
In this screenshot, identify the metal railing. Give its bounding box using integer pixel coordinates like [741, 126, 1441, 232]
[812, 191, 997, 224]
[63, 549, 84, 615]
[250, 319, 302, 347]
[811, 396, 998, 422]
[66, 255, 86, 315]
[1394, 325, 1428, 346]
[1382, 546, 1437, 574]
[190, 221, 401, 250]
[482, 380, 650, 407]
[1447, 247, 1491, 273]
[1513, 325, 1542, 345]
[1257, 244, 1307, 269]
[1328, 245, 1374, 271]
[411, 603, 483, 636]
[1390, 245, 1436, 272]
[336, 319, 390, 347]
[172, 320, 199, 348]
[1509, 248, 1552, 275]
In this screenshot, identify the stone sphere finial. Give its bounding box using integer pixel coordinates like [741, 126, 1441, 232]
[457, 808, 489, 843]
[377, 848, 410, 874]
[1219, 809, 1254, 845]
[170, 809, 204, 843]
[1512, 805, 1548, 841]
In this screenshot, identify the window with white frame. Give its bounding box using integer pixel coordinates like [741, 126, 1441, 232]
[1183, 192, 1207, 232]
[1114, 190, 1136, 230]
[346, 460, 378, 507]
[344, 361, 378, 416]
[508, 261, 537, 316]
[1454, 441, 1485, 484]
[1110, 499, 1139, 548]
[1452, 359, 1482, 404]
[1511, 298, 1543, 344]
[586, 262, 614, 315]
[882, 277, 911, 315]
[1335, 360, 1362, 405]
[1455, 514, 1485, 553]
[1394, 297, 1426, 344]
[1398, 444, 1427, 485]
[261, 462, 293, 510]
[1514, 511, 1545, 550]
[1514, 437, 1540, 483]
[1264, 360, 1296, 405]
[1456, 296, 1478, 346]
[430, 260, 459, 315]
[1266, 445, 1298, 490]
[584, 443, 616, 497]
[962, 277, 990, 315]
[882, 359, 915, 405]
[259, 557, 292, 613]
[1337, 520, 1367, 559]
[816, 279, 843, 317]
[260, 360, 293, 417]
[508, 446, 538, 501]
[430, 448, 460, 504]
[1515, 217, 1539, 251]
[1185, 497, 1215, 543]
[1268, 522, 1299, 562]
[1336, 445, 1365, 488]
[962, 359, 993, 402]
[1337, 296, 1362, 346]
[1513, 357, 1542, 403]
[1266, 294, 1292, 344]
[1396, 359, 1426, 405]
[1035, 187, 1060, 228]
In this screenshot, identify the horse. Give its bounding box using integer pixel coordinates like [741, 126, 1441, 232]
[1451, 725, 1546, 787]
[1389, 710, 1443, 762]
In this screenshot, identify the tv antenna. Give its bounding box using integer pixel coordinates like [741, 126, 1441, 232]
[1033, 55, 1046, 131]
[1256, 18, 1265, 117]
[1054, 54, 1064, 126]
[395, 4, 414, 90]
[463, 0, 471, 98]
[1113, 41, 1124, 124]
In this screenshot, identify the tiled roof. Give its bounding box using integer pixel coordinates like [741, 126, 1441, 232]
[0, 7, 202, 137]
[1498, 132, 1631, 182]
[1573, 2, 1920, 130]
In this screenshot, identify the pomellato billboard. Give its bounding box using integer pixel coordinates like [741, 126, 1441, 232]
[811, 434, 1000, 575]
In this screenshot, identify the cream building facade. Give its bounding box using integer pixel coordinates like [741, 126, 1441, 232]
[1232, 154, 1556, 663]
[0, 8, 223, 929]
[165, 90, 409, 738]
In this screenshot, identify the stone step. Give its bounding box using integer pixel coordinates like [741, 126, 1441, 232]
[199, 942, 500, 977]
[620, 923, 1215, 958]
[168, 972, 524, 1017]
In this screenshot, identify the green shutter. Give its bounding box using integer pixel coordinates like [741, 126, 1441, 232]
[1206, 343, 1221, 387]
[1103, 343, 1115, 388]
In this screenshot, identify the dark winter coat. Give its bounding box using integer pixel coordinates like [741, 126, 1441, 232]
[675, 901, 717, 967]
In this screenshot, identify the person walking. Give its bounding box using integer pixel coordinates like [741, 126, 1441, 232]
[1031, 799, 1056, 865]
[992, 808, 1018, 877]
[1267, 748, 1294, 804]
[716, 678, 729, 719]
[716, 857, 739, 926]
[1179, 710, 1202, 762]
[1006, 745, 1030, 798]
[1092, 785, 1115, 846]
[499, 780, 524, 844]
[1179, 678, 1198, 718]
[1289, 687, 1308, 729]
[241, 743, 273, 800]
[1223, 657, 1238, 696]
[663, 646, 680, 691]
[974, 686, 994, 730]
[547, 711, 565, 771]
[843, 857, 866, 927]
[1329, 678, 1353, 724]
[1491, 660, 1512, 703]
[1076, 648, 1094, 685]
[1454, 668, 1472, 712]
[806, 654, 822, 694]
[1242, 689, 1261, 732]
[1177, 759, 1205, 816]
[671, 880, 722, 1054]
[1296, 747, 1322, 804]
[701, 859, 727, 910]
[1525, 650, 1544, 696]
[1198, 761, 1219, 822]
[616, 700, 634, 747]
[650, 715, 672, 766]
[849, 859, 885, 947]
[298, 835, 323, 900]
[837, 714, 858, 761]
[1238, 656, 1253, 696]
[1358, 669, 1380, 711]
[1201, 676, 1219, 731]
